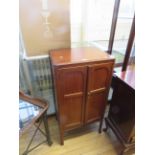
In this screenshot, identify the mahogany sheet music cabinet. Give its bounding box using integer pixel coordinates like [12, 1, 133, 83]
[49, 47, 115, 145]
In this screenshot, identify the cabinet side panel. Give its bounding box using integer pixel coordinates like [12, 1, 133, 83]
[109, 78, 135, 142]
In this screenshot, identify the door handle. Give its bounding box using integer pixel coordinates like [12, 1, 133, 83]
[88, 87, 106, 96]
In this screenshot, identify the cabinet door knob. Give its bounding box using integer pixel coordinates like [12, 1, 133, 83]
[88, 92, 91, 96]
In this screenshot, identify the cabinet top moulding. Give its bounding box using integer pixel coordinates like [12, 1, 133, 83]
[49, 47, 115, 66]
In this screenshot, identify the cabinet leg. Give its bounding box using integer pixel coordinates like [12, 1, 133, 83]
[43, 114, 52, 146]
[59, 128, 64, 145]
[60, 132, 64, 145]
[99, 118, 103, 133]
[103, 118, 108, 132]
[55, 113, 58, 121]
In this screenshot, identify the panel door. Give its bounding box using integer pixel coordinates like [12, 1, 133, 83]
[57, 66, 87, 130]
[85, 62, 113, 123]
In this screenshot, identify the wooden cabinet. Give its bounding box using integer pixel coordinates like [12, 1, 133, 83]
[49, 47, 115, 145]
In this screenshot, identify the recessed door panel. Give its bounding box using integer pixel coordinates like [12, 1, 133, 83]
[86, 92, 107, 123]
[57, 66, 87, 130]
[85, 62, 113, 123]
[61, 96, 83, 129]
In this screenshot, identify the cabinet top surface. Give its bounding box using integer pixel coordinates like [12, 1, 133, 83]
[49, 47, 114, 65]
[114, 69, 135, 89]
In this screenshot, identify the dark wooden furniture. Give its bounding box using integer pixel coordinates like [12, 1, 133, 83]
[49, 47, 115, 145]
[102, 69, 135, 155]
[19, 91, 52, 155]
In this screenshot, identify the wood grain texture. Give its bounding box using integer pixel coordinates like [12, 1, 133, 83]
[56, 66, 87, 130]
[50, 48, 115, 145]
[49, 47, 114, 66]
[19, 116, 135, 155]
[114, 69, 135, 89]
[85, 63, 113, 124]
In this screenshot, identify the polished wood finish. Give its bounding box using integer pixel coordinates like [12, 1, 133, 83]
[114, 69, 135, 89]
[102, 68, 135, 154]
[50, 47, 115, 145]
[85, 63, 113, 124]
[108, 0, 120, 54]
[56, 66, 87, 130]
[49, 47, 114, 66]
[20, 116, 134, 155]
[122, 16, 135, 71]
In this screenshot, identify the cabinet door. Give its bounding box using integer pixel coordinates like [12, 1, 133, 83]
[85, 62, 113, 123]
[56, 66, 87, 130]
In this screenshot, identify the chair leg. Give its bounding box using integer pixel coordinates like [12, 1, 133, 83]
[23, 119, 42, 155]
[119, 146, 130, 155]
[43, 114, 52, 146]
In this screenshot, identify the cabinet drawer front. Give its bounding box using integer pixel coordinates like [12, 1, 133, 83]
[56, 66, 87, 130]
[85, 62, 114, 123]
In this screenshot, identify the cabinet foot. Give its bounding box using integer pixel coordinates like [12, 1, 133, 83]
[98, 121, 103, 133]
[103, 118, 108, 132]
[60, 130, 64, 145]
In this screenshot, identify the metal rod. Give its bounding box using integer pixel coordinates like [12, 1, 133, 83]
[24, 55, 49, 61]
[122, 15, 135, 71]
[24, 140, 46, 154]
[108, 0, 121, 54]
[23, 119, 42, 154]
[34, 123, 46, 137]
[43, 114, 52, 145]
